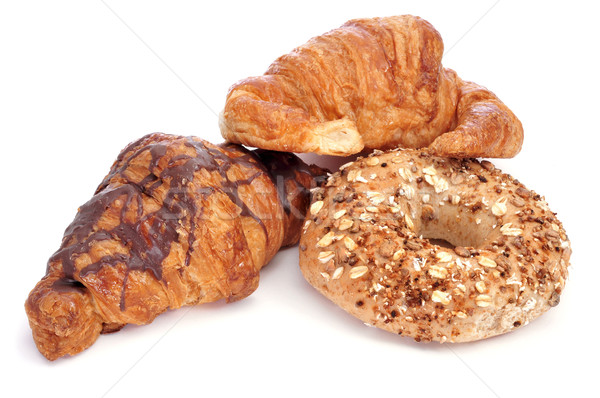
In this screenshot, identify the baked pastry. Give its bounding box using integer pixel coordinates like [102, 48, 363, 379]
[220, 15, 523, 158]
[300, 148, 570, 342]
[25, 133, 326, 360]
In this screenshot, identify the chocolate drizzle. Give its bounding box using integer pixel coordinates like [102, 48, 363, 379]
[51, 278, 86, 293]
[252, 149, 316, 218]
[48, 134, 319, 311]
[51, 136, 259, 309]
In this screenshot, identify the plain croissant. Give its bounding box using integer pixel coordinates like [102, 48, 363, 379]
[25, 133, 325, 360]
[220, 15, 524, 158]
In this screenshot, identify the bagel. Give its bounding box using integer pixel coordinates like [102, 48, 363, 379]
[299, 149, 571, 342]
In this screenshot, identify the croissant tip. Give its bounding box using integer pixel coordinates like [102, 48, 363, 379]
[314, 127, 364, 156]
[25, 279, 102, 361]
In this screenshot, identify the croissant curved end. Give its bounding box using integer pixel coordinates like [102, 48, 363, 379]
[25, 277, 102, 361]
[311, 119, 364, 156]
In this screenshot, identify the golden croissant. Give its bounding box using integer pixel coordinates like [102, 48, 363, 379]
[220, 15, 524, 158]
[25, 133, 325, 360]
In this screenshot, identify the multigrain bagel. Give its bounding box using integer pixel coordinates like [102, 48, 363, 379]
[299, 149, 571, 343]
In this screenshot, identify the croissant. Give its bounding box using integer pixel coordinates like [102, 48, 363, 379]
[220, 15, 523, 158]
[25, 133, 325, 360]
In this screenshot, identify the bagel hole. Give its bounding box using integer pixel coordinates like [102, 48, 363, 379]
[420, 223, 488, 249]
[417, 206, 493, 249]
[427, 238, 455, 250]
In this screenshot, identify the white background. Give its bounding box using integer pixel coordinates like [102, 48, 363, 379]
[1, 1, 598, 397]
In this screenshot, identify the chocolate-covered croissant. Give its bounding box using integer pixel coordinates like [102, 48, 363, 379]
[25, 133, 326, 360]
[220, 15, 523, 158]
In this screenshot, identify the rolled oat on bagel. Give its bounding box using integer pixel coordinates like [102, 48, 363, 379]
[299, 149, 570, 343]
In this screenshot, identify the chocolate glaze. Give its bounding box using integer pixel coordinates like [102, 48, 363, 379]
[252, 149, 314, 218]
[48, 134, 318, 311]
[51, 278, 86, 293]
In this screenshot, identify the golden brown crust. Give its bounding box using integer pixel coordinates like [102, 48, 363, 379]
[428, 80, 524, 158]
[25, 133, 325, 360]
[299, 149, 570, 343]
[221, 15, 523, 158]
[25, 276, 103, 361]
